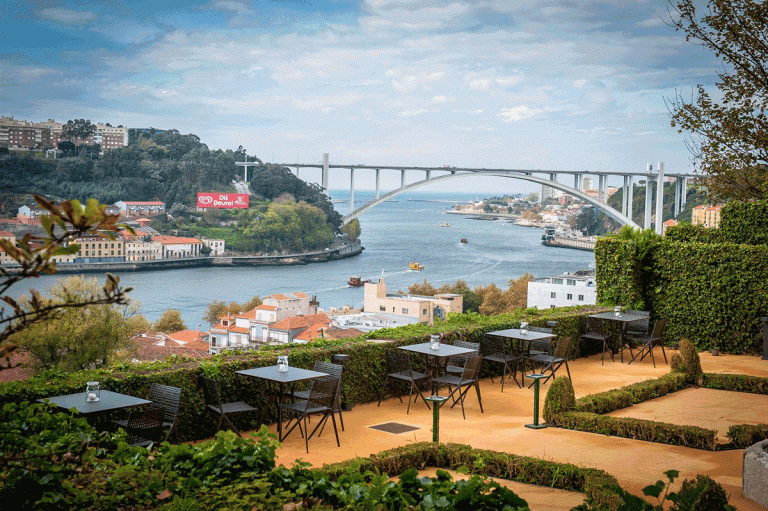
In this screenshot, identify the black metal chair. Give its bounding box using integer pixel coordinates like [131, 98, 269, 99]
[481, 336, 522, 391]
[625, 310, 651, 337]
[445, 340, 480, 375]
[115, 383, 182, 443]
[628, 319, 668, 367]
[291, 361, 345, 431]
[280, 376, 340, 453]
[581, 316, 614, 365]
[527, 326, 555, 356]
[431, 355, 483, 419]
[528, 336, 573, 386]
[124, 406, 165, 448]
[201, 377, 257, 438]
[377, 350, 431, 414]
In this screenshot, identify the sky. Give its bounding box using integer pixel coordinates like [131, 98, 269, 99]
[2, 0, 718, 193]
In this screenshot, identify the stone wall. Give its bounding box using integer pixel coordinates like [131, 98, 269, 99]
[743, 439, 768, 508]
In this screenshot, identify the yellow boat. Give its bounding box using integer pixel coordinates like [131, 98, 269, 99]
[409, 262, 425, 271]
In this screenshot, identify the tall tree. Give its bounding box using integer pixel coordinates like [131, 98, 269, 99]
[0, 196, 130, 370]
[153, 309, 187, 333]
[668, 0, 768, 201]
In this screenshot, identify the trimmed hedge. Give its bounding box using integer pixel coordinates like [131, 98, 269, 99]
[574, 373, 688, 415]
[727, 424, 768, 449]
[323, 442, 621, 510]
[702, 373, 768, 395]
[551, 411, 718, 451]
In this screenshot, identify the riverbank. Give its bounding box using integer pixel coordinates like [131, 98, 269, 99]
[42, 240, 364, 274]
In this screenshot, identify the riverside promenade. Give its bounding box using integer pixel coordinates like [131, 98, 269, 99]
[44, 240, 364, 274]
[249, 350, 767, 511]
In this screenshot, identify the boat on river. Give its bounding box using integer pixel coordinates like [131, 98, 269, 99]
[348, 276, 371, 287]
[408, 262, 425, 271]
[435, 222, 450, 227]
[460, 238, 468, 244]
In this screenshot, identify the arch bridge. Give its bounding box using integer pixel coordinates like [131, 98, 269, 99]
[238, 155, 698, 234]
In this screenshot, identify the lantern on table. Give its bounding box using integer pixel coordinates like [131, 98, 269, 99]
[86, 381, 100, 402]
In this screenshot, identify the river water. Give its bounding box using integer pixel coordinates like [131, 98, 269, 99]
[12, 190, 594, 329]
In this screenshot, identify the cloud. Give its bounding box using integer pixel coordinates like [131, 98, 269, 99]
[39, 8, 95, 25]
[399, 109, 428, 116]
[499, 105, 538, 122]
[386, 69, 446, 93]
[431, 95, 448, 103]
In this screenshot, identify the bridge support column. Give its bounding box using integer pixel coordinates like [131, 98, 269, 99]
[628, 177, 634, 223]
[401, 169, 406, 189]
[322, 153, 329, 192]
[598, 174, 606, 203]
[655, 162, 664, 235]
[681, 177, 688, 206]
[295, 166, 299, 179]
[375, 169, 380, 200]
[644, 163, 653, 229]
[426, 170, 431, 181]
[622, 175, 629, 217]
[574, 174, 582, 191]
[350, 168, 355, 212]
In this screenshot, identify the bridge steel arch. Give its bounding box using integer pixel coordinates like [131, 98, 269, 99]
[342, 172, 640, 229]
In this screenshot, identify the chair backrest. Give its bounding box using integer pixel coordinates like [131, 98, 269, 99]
[148, 383, 182, 424]
[460, 355, 482, 381]
[201, 377, 223, 410]
[306, 375, 338, 410]
[650, 319, 667, 340]
[386, 350, 412, 374]
[528, 326, 553, 334]
[625, 310, 651, 333]
[453, 340, 479, 352]
[126, 405, 164, 445]
[552, 336, 573, 359]
[481, 336, 506, 357]
[585, 316, 607, 333]
[313, 361, 343, 400]
[545, 320, 559, 329]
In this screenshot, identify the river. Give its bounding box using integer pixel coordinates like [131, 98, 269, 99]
[11, 190, 594, 329]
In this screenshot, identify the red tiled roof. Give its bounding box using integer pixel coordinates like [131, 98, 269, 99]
[151, 235, 201, 245]
[326, 327, 365, 339]
[0, 230, 14, 237]
[294, 323, 326, 341]
[167, 329, 207, 343]
[294, 292, 309, 298]
[255, 304, 277, 311]
[271, 313, 330, 331]
[228, 326, 248, 334]
[0, 351, 35, 382]
[271, 293, 289, 300]
[238, 309, 257, 320]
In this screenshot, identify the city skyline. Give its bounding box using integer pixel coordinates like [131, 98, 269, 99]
[3, 0, 718, 192]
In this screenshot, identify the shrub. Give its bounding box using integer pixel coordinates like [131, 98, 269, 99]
[675, 474, 730, 511]
[726, 424, 768, 449]
[543, 376, 576, 423]
[670, 339, 702, 384]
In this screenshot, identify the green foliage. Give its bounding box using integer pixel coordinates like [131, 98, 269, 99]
[574, 373, 688, 415]
[341, 217, 361, 240]
[664, 223, 725, 243]
[152, 308, 187, 334]
[668, 0, 768, 203]
[719, 200, 768, 245]
[726, 424, 768, 448]
[543, 376, 576, 423]
[669, 339, 702, 384]
[701, 373, 768, 395]
[553, 412, 718, 451]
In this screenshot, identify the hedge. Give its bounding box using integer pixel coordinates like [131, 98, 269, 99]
[323, 442, 621, 510]
[574, 373, 688, 415]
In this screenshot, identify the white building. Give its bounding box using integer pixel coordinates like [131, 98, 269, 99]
[527, 271, 597, 309]
[202, 237, 225, 256]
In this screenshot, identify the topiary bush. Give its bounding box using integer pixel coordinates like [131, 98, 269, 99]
[675, 474, 730, 511]
[544, 376, 576, 423]
[670, 339, 702, 384]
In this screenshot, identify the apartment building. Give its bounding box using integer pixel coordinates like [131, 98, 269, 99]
[527, 270, 596, 309]
[151, 236, 202, 258]
[691, 205, 721, 228]
[1, 117, 128, 151]
[0, 230, 16, 265]
[122, 230, 162, 261]
[363, 279, 463, 324]
[115, 201, 166, 216]
[74, 233, 125, 263]
[202, 238, 225, 256]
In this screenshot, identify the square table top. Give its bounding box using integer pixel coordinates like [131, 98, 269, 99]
[399, 342, 476, 358]
[236, 365, 329, 384]
[589, 311, 648, 323]
[485, 328, 556, 342]
[39, 390, 151, 415]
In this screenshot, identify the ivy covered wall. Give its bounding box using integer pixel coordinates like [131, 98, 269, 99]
[595, 200, 768, 353]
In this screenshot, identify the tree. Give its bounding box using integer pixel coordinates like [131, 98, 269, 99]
[241, 295, 262, 312]
[153, 309, 187, 333]
[668, 0, 768, 201]
[10, 276, 137, 372]
[0, 196, 130, 370]
[341, 218, 361, 240]
[203, 300, 228, 326]
[62, 119, 96, 157]
[501, 273, 535, 310]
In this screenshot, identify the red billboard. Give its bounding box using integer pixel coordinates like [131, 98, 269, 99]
[197, 193, 249, 209]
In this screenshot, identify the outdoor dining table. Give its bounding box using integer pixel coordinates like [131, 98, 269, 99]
[484, 328, 557, 383]
[235, 365, 329, 441]
[398, 342, 476, 394]
[588, 311, 648, 362]
[38, 390, 152, 423]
